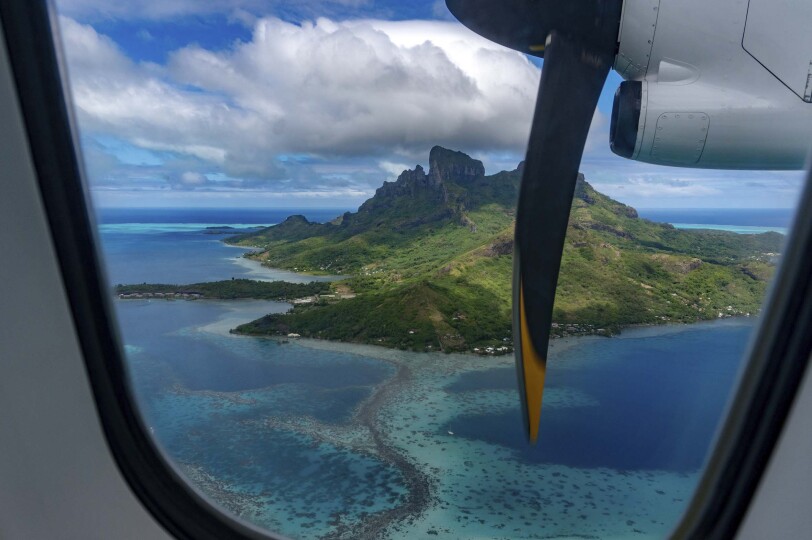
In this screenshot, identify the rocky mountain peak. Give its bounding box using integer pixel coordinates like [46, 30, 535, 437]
[428, 146, 485, 185]
[371, 163, 439, 200]
[371, 147, 486, 203]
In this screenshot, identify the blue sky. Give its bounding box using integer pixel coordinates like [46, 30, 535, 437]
[54, 0, 805, 209]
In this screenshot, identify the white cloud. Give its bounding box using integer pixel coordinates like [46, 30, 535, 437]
[601, 177, 723, 198]
[59, 14, 553, 193]
[132, 139, 228, 164]
[166, 17, 541, 155]
[62, 10, 799, 211]
[378, 160, 414, 180]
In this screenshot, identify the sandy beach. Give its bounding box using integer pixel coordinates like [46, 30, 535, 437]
[227, 251, 344, 283]
[195, 299, 292, 336]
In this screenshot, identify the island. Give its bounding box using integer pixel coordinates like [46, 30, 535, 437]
[221, 146, 780, 353]
[114, 147, 786, 539]
[122, 146, 781, 354]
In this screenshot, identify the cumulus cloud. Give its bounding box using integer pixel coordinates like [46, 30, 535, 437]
[59, 14, 564, 195]
[165, 17, 540, 155]
[604, 177, 723, 198]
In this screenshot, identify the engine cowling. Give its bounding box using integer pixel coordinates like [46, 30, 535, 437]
[610, 79, 812, 170]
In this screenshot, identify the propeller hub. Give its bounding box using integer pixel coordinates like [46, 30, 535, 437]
[446, 0, 623, 58]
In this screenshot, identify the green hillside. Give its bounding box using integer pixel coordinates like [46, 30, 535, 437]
[230, 146, 782, 352]
[115, 279, 329, 300]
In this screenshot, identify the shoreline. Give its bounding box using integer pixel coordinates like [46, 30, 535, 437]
[224, 241, 347, 281]
[218, 237, 761, 355]
[184, 286, 759, 358]
[288, 316, 756, 363]
[232, 315, 757, 358]
[110, 215, 774, 538]
[199, 300, 292, 337]
[230, 255, 343, 283]
[177, 300, 755, 538]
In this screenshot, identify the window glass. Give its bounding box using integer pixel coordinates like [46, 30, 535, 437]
[53, 1, 807, 538]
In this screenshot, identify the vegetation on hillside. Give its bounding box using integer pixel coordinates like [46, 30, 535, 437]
[115, 279, 330, 301]
[228, 146, 783, 352]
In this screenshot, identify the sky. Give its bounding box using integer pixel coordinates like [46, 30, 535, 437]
[53, 0, 806, 210]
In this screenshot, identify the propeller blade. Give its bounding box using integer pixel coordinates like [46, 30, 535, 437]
[514, 32, 613, 443]
[446, 0, 622, 441]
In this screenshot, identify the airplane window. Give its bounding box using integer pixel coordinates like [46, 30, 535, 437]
[49, 0, 810, 539]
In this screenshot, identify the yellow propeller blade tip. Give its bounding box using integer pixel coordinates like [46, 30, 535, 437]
[519, 283, 547, 443]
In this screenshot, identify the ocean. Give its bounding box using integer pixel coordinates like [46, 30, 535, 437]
[97, 208, 347, 285]
[638, 208, 794, 235]
[99, 207, 775, 539]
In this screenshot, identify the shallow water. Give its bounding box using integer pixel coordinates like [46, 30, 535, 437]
[117, 295, 754, 539]
[101, 212, 762, 539]
[117, 300, 405, 536]
[671, 223, 787, 234]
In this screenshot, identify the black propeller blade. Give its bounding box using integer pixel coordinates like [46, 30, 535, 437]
[514, 31, 613, 442]
[447, 0, 622, 442]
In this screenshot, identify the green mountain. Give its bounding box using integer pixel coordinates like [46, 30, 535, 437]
[229, 146, 782, 352]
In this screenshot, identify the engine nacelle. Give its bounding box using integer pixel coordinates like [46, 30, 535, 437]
[610, 80, 812, 170]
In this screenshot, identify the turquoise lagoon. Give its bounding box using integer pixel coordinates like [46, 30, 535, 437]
[102, 211, 759, 539]
[671, 223, 787, 235]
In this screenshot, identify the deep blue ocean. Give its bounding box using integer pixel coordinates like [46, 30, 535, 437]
[96, 207, 349, 225]
[637, 207, 794, 227]
[446, 324, 747, 472]
[638, 207, 794, 234]
[99, 206, 776, 539]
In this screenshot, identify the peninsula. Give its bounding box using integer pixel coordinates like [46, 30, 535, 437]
[115, 279, 330, 301]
